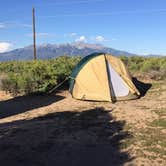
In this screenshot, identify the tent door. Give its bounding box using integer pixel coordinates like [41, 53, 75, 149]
[107, 63, 129, 97]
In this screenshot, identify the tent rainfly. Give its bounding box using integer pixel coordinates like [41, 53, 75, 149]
[69, 53, 140, 102]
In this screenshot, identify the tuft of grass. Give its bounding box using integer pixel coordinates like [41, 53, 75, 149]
[159, 141, 166, 148]
[151, 119, 166, 128]
[151, 81, 165, 89]
[152, 109, 166, 117]
[145, 147, 166, 156]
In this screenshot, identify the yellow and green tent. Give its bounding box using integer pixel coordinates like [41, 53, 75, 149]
[69, 53, 140, 102]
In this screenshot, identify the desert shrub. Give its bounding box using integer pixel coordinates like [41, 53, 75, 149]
[120, 56, 146, 71]
[120, 56, 129, 66]
[0, 55, 165, 96]
[51, 56, 80, 82]
[1, 73, 20, 96]
[0, 56, 81, 96]
[120, 56, 166, 79]
[140, 58, 160, 72]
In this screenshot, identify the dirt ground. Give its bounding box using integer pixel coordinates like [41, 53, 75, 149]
[0, 80, 165, 166]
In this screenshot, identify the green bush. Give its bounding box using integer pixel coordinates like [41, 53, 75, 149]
[1, 73, 20, 96]
[0, 56, 81, 96]
[120, 56, 166, 79]
[0, 55, 165, 96]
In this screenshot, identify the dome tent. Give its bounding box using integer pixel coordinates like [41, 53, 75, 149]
[69, 53, 140, 102]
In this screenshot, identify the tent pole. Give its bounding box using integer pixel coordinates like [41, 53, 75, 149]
[104, 54, 116, 102]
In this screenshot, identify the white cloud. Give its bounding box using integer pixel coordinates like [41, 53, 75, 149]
[0, 23, 6, 29]
[26, 33, 56, 37]
[0, 42, 12, 53]
[21, 24, 32, 28]
[64, 32, 77, 38]
[91, 35, 117, 42]
[10, 22, 32, 28]
[69, 33, 77, 37]
[0, 22, 32, 29]
[95, 35, 105, 42]
[75, 36, 87, 42]
[111, 38, 117, 41]
[36, 33, 52, 37]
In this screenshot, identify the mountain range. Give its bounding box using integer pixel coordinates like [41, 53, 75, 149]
[0, 42, 139, 61]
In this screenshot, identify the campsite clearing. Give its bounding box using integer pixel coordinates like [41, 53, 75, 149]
[0, 80, 165, 166]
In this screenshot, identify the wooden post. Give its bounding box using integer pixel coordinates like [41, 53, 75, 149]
[32, 7, 37, 60]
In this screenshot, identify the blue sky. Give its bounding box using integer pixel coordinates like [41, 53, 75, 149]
[1, 0, 166, 55]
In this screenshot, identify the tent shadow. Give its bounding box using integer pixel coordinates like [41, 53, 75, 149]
[132, 77, 152, 97]
[0, 94, 65, 119]
[0, 107, 133, 166]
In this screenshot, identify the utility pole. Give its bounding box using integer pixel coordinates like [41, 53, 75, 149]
[32, 7, 37, 60]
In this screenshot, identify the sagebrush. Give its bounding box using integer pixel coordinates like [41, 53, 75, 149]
[0, 55, 165, 96]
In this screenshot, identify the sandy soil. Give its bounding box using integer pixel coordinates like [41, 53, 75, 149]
[0, 81, 165, 166]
